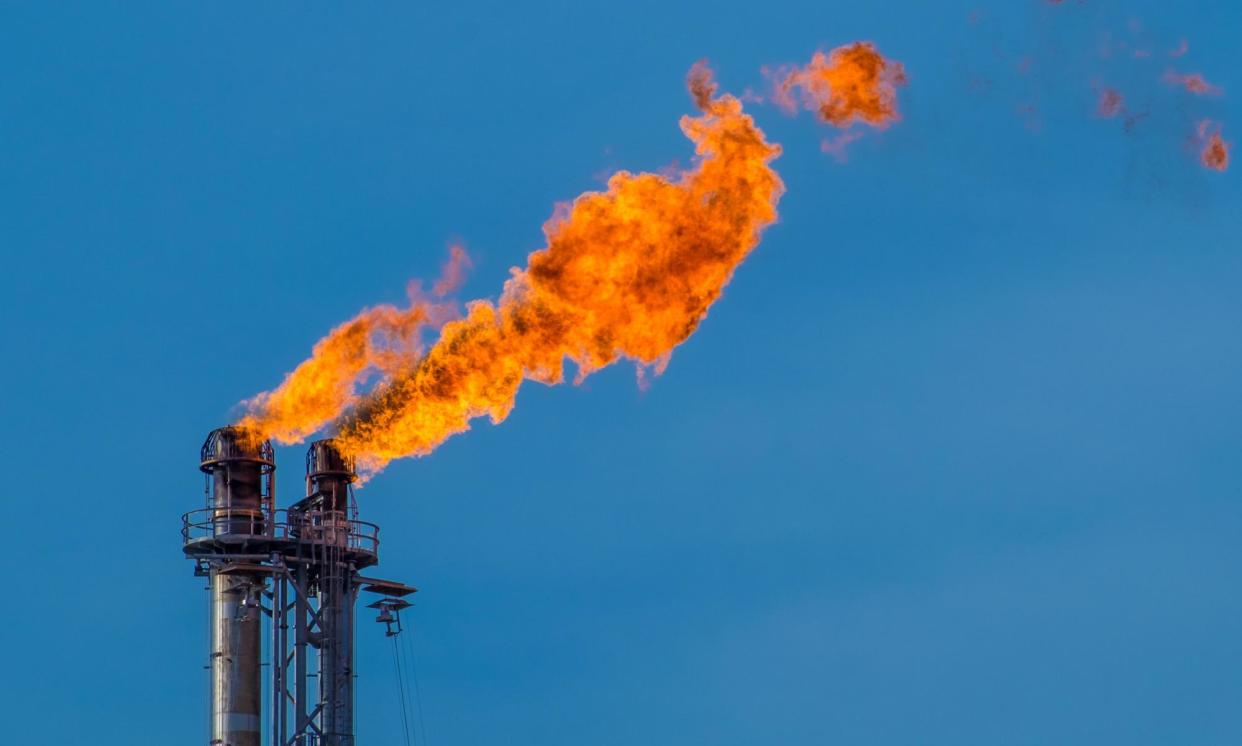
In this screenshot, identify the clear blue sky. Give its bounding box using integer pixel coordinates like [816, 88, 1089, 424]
[1, 2, 1238, 744]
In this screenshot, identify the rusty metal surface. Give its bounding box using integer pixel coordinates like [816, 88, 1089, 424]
[186, 431, 409, 746]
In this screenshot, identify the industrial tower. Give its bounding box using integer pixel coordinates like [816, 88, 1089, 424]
[182, 426, 415, 746]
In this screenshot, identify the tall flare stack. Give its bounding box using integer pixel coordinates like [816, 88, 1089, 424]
[183, 427, 416, 746]
[300, 440, 360, 742]
[200, 427, 272, 746]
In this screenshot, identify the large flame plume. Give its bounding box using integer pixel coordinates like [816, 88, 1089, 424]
[241, 62, 784, 476]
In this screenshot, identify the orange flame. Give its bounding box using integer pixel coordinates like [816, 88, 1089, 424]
[240, 62, 784, 476]
[240, 304, 432, 445]
[773, 43, 907, 128]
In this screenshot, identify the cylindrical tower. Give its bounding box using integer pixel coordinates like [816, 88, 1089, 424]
[199, 426, 274, 746]
[307, 439, 358, 745]
[306, 438, 354, 513]
[211, 571, 263, 746]
[184, 427, 410, 746]
[202, 425, 272, 537]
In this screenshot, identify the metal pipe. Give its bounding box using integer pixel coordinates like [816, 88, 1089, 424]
[210, 571, 262, 746]
[308, 439, 358, 745]
[199, 427, 273, 746]
[318, 559, 356, 744]
[201, 426, 273, 537]
[270, 561, 287, 746]
[295, 562, 309, 746]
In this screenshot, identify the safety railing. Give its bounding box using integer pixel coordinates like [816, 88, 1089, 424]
[181, 507, 380, 556]
[200, 426, 275, 470]
[283, 509, 380, 556]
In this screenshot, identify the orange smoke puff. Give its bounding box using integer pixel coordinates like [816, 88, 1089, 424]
[687, 59, 718, 109]
[244, 63, 784, 478]
[431, 244, 473, 297]
[1096, 88, 1124, 118]
[820, 130, 864, 162]
[1162, 71, 1222, 96]
[1197, 122, 1230, 171]
[738, 87, 766, 105]
[774, 43, 907, 128]
[1202, 133, 1230, 171]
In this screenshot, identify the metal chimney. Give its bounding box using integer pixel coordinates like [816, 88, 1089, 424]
[197, 426, 274, 746]
[304, 439, 358, 743]
[183, 429, 415, 746]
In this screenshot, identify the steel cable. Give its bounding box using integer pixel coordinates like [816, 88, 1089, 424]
[391, 634, 414, 746]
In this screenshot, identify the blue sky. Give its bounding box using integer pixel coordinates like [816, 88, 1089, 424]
[1, 1, 1238, 744]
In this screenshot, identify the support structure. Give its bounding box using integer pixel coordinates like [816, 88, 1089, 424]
[184, 427, 415, 746]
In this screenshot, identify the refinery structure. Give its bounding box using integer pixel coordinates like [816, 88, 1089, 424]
[182, 426, 415, 746]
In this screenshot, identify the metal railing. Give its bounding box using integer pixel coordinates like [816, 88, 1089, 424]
[181, 507, 380, 556]
[200, 426, 275, 470]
